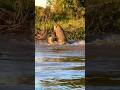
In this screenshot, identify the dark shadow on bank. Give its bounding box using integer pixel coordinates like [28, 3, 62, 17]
[0, 0, 35, 90]
[86, 0, 120, 90]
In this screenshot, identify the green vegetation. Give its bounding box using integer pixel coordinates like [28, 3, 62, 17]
[0, 0, 85, 40]
[86, 0, 120, 36]
[2, 0, 120, 42]
[35, 0, 85, 40]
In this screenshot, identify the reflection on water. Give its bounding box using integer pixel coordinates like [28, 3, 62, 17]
[35, 45, 85, 90]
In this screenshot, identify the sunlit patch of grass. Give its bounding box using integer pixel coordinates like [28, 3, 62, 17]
[35, 21, 54, 31]
[35, 18, 85, 31]
[61, 18, 85, 31]
[35, 18, 85, 40]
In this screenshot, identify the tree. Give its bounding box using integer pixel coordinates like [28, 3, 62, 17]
[51, 0, 84, 19]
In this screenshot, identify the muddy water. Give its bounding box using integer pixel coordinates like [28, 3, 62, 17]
[0, 39, 34, 90]
[35, 44, 85, 90]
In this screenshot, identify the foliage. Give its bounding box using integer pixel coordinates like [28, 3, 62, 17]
[48, 0, 84, 19]
[35, 17, 85, 40]
[86, 0, 120, 36]
[35, 0, 85, 40]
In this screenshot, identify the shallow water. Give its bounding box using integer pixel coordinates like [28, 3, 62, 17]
[35, 44, 85, 90]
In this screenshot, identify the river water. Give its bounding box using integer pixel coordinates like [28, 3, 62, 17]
[35, 43, 85, 90]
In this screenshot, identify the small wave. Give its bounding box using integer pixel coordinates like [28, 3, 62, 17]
[36, 40, 85, 46]
[71, 40, 85, 46]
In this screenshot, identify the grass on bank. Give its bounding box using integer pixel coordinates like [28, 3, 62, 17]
[35, 18, 85, 40]
[35, 17, 85, 31]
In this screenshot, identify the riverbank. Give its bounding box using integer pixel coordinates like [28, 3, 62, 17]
[35, 21, 85, 41]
